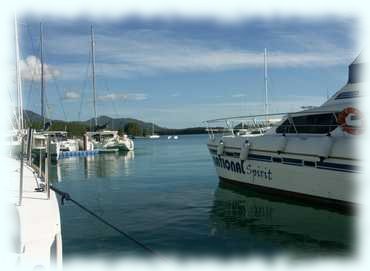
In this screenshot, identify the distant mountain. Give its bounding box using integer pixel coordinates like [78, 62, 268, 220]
[22, 110, 208, 135]
[82, 115, 163, 132]
[24, 110, 49, 124]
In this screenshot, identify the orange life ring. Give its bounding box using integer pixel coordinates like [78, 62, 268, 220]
[336, 107, 363, 135]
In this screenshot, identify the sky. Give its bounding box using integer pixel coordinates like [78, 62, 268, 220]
[16, 16, 358, 128]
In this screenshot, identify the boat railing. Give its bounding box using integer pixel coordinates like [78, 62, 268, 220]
[204, 110, 340, 140]
[18, 128, 52, 206]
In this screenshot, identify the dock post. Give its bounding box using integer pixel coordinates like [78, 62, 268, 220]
[26, 128, 33, 165]
[46, 136, 51, 200]
[18, 135, 25, 206]
[39, 148, 42, 178]
[83, 134, 88, 150]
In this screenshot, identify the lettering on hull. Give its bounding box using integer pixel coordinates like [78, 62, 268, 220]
[212, 155, 272, 181]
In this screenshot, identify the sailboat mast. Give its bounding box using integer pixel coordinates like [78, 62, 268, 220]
[14, 15, 23, 131]
[264, 48, 269, 121]
[91, 25, 98, 127]
[40, 22, 45, 127]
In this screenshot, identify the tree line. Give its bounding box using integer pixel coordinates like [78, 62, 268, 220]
[27, 121, 165, 137]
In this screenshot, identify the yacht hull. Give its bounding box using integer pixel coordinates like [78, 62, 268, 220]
[105, 141, 134, 151]
[208, 148, 358, 206]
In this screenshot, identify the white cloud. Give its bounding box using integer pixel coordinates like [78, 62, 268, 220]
[44, 28, 355, 80]
[63, 90, 80, 100]
[97, 92, 148, 101]
[231, 93, 247, 98]
[20, 55, 61, 81]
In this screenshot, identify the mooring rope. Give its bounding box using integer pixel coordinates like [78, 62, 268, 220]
[50, 185, 165, 259]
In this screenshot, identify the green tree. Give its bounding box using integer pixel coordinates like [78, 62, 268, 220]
[124, 122, 142, 136]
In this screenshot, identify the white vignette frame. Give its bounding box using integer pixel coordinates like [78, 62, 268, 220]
[0, 0, 370, 271]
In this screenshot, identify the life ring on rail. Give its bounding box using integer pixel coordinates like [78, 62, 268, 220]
[336, 107, 363, 135]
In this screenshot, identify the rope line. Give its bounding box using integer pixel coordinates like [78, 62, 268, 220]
[50, 185, 165, 259]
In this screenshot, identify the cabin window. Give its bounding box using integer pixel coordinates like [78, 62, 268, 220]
[276, 113, 338, 134]
[335, 91, 360, 100]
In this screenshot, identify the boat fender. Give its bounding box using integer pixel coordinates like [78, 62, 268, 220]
[240, 141, 250, 160]
[320, 136, 333, 158]
[280, 135, 288, 152]
[337, 107, 363, 135]
[217, 141, 224, 155]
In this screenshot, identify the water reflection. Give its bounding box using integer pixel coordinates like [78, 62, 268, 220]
[52, 151, 135, 182]
[210, 182, 354, 257]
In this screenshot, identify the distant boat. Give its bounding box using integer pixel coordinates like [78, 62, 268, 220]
[168, 136, 172, 139]
[148, 122, 160, 139]
[32, 23, 79, 156]
[85, 130, 133, 151]
[84, 25, 134, 151]
[173, 136, 179, 140]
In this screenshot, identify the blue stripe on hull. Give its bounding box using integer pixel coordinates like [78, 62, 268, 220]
[208, 148, 359, 173]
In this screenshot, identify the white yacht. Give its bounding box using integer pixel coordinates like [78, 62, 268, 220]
[85, 130, 134, 151]
[31, 131, 79, 160]
[206, 55, 363, 206]
[84, 25, 134, 151]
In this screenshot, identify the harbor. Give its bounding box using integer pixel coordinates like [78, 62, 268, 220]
[4, 14, 363, 270]
[50, 135, 353, 258]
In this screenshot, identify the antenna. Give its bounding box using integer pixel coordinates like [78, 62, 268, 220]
[264, 48, 269, 121]
[91, 25, 98, 127]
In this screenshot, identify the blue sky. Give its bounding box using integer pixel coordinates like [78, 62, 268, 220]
[18, 17, 357, 128]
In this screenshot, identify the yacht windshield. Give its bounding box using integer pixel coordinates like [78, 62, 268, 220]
[276, 113, 338, 134]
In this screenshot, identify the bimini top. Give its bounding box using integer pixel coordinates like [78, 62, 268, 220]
[348, 53, 363, 84]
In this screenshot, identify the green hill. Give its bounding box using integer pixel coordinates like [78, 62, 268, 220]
[22, 110, 208, 137]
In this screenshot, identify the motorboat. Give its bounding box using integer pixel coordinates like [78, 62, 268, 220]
[206, 54, 363, 207]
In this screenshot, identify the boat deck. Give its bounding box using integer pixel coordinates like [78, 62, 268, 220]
[8, 158, 62, 270]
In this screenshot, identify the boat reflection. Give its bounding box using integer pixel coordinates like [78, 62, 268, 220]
[51, 151, 135, 182]
[83, 151, 135, 178]
[209, 181, 354, 257]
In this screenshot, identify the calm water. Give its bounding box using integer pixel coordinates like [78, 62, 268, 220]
[50, 134, 354, 258]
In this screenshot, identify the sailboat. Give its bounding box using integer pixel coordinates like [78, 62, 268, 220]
[84, 25, 134, 151]
[148, 122, 160, 139]
[31, 23, 79, 157]
[236, 48, 279, 136]
[8, 16, 63, 269]
[7, 19, 25, 156]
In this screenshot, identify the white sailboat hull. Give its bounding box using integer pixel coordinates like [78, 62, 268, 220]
[117, 139, 134, 151]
